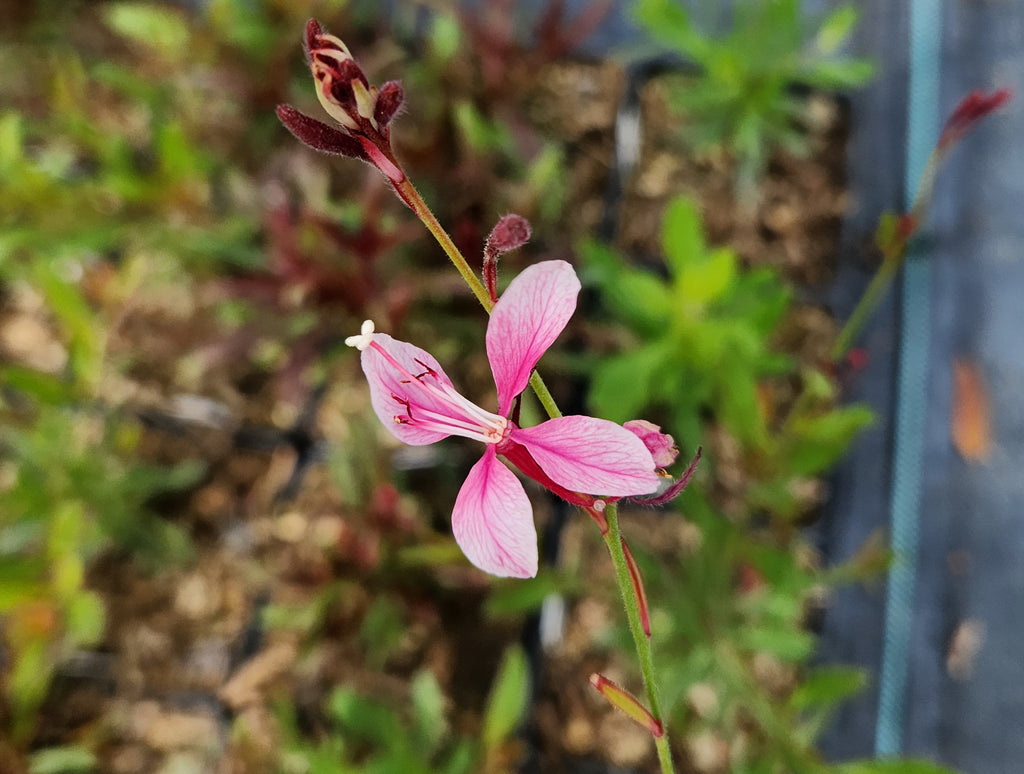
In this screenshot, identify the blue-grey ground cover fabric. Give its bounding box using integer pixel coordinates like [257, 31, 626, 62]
[818, 1, 1024, 769]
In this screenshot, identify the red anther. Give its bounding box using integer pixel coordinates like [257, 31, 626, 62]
[413, 358, 439, 380]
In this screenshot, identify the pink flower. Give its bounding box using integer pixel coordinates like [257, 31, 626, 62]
[346, 261, 660, 578]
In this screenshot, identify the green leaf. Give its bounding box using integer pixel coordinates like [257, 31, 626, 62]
[410, 669, 448, 754]
[481, 645, 529, 753]
[30, 263, 102, 389]
[581, 239, 672, 334]
[814, 5, 860, 55]
[0, 112, 23, 171]
[661, 197, 705, 277]
[452, 101, 512, 153]
[634, 0, 707, 59]
[104, 3, 191, 60]
[439, 740, 476, 774]
[837, 760, 958, 774]
[485, 572, 568, 619]
[738, 625, 814, 661]
[1, 366, 72, 405]
[790, 666, 866, 711]
[358, 595, 407, 669]
[786, 404, 875, 476]
[9, 639, 55, 740]
[328, 688, 402, 747]
[588, 345, 662, 424]
[801, 59, 875, 90]
[429, 12, 462, 62]
[679, 247, 737, 307]
[65, 590, 106, 647]
[29, 746, 97, 774]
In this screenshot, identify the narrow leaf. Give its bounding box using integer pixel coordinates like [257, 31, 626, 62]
[482, 645, 530, 752]
[589, 673, 663, 737]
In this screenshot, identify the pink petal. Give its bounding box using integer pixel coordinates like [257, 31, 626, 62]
[487, 260, 580, 415]
[452, 448, 538, 578]
[361, 333, 456, 446]
[512, 416, 660, 497]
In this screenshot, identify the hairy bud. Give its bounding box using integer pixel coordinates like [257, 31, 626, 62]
[278, 19, 406, 184]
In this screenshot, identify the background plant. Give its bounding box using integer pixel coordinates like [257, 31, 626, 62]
[634, 0, 874, 196]
[0, 1, 962, 772]
[585, 196, 873, 524]
[579, 196, 958, 772]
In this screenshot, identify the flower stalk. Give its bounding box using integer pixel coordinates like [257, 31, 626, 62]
[392, 173, 677, 771]
[603, 502, 675, 772]
[832, 88, 1011, 360]
[282, 21, 681, 771]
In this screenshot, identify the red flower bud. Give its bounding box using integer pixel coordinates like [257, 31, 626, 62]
[282, 20, 406, 185]
[938, 88, 1012, 154]
[624, 420, 678, 468]
[483, 214, 532, 302]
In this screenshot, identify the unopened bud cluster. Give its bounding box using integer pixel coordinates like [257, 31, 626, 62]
[277, 19, 406, 184]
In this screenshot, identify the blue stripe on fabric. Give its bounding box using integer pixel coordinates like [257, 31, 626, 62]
[874, 0, 943, 757]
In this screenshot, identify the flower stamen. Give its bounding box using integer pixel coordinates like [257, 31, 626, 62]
[345, 319, 376, 351]
[364, 332, 508, 444]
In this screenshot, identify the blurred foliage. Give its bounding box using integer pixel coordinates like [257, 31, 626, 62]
[634, 0, 874, 196]
[277, 646, 529, 774]
[0, 0, 939, 772]
[583, 196, 894, 770]
[585, 196, 873, 521]
[0, 0, 336, 754]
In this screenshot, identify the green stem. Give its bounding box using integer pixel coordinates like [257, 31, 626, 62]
[603, 502, 675, 774]
[830, 254, 900, 361]
[831, 149, 943, 361]
[395, 178, 564, 421]
[394, 178, 494, 311]
[397, 166, 672, 772]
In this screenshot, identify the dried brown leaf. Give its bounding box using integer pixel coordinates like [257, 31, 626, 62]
[951, 357, 992, 462]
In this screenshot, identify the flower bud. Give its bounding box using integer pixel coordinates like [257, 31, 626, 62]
[938, 88, 1011, 154]
[623, 420, 678, 468]
[483, 214, 532, 302]
[279, 20, 406, 185]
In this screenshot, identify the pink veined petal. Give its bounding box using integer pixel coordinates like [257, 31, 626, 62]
[511, 416, 660, 497]
[361, 333, 457, 446]
[452, 447, 538, 578]
[487, 260, 580, 415]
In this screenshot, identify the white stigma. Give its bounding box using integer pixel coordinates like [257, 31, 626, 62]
[345, 319, 376, 351]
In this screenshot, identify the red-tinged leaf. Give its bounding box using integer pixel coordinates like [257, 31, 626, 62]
[589, 673, 663, 737]
[620, 539, 651, 637]
[951, 358, 992, 462]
